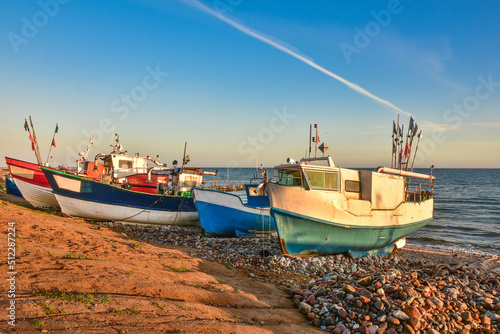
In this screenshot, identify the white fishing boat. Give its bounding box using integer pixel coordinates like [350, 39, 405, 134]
[264, 120, 435, 257]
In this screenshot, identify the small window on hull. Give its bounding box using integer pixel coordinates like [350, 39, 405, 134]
[345, 180, 361, 193]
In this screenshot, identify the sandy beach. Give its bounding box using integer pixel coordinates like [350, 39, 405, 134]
[0, 186, 499, 333]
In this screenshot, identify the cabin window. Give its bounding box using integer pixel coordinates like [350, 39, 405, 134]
[119, 160, 132, 169]
[306, 171, 324, 188]
[305, 170, 338, 190]
[278, 170, 302, 187]
[325, 172, 338, 190]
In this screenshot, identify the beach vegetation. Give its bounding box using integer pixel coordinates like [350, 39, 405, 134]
[225, 263, 233, 270]
[153, 301, 168, 310]
[98, 295, 114, 303]
[38, 289, 95, 304]
[128, 305, 142, 315]
[47, 248, 56, 257]
[130, 242, 142, 248]
[32, 320, 46, 327]
[38, 301, 56, 314]
[124, 269, 135, 276]
[164, 265, 192, 272]
[109, 307, 123, 314]
[63, 253, 91, 260]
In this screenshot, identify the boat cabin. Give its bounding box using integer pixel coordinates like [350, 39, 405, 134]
[274, 156, 433, 209]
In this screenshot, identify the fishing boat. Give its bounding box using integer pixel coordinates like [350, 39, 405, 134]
[4, 118, 61, 209]
[264, 120, 435, 257]
[192, 182, 276, 236]
[41, 151, 217, 226]
[5, 157, 60, 209]
[5, 175, 23, 198]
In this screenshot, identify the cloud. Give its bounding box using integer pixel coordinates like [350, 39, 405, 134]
[180, 0, 412, 117]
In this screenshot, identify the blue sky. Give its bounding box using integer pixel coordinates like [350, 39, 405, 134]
[1, 0, 499, 168]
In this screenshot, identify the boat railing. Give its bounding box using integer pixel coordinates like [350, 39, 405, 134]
[199, 180, 248, 192]
[405, 181, 434, 202]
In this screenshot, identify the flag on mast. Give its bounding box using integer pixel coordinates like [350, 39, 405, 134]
[29, 134, 35, 151]
[51, 138, 56, 148]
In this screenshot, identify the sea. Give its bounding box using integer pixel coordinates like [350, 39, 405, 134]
[201, 167, 500, 257]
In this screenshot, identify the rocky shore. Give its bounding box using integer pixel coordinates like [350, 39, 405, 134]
[101, 222, 500, 333]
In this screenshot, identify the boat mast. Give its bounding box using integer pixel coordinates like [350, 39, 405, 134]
[45, 123, 58, 166]
[308, 124, 312, 158]
[29, 116, 43, 165]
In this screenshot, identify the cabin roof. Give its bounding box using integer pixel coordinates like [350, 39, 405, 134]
[274, 156, 335, 169]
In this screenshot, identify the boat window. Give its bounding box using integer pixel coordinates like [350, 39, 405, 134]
[119, 160, 132, 169]
[306, 170, 324, 188]
[345, 180, 360, 193]
[305, 170, 338, 190]
[325, 172, 338, 190]
[278, 170, 302, 187]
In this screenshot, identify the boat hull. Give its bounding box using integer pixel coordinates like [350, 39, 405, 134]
[271, 207, 432, 257]
[5, 176, 23, 198]
[266, 178, 434, 257]
[192, 188, 276, 236]
[54, 194, 198, 225]
[5, 157, 59, 209]
[41, 167, 199, 226]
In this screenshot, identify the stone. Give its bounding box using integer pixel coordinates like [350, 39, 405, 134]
[360, 295, 371, 304]
[377, 322, 388, 333]
[335, 324, 346, 333]
[404, 305, 422, 330]
[387, 315, 400, 325]
[359, 276, 373, 287]
[315, 287, 326, 297]
[299, 302, 311, 315]
[359, 325, 369, 334]
[337, 307, 348, 319]
[375, 301, 384, 311]
[377, 314, 387, 322]
[305, 294, 315, 304]
[344, 284, 356, 293]
[360, 289, 374, 299]
[403, 323, 415, 334]
[368, 325, 379, 334]
[461, 311, 472, 322]
[325, 316, 335, 326]
[393, 309, 410, 321]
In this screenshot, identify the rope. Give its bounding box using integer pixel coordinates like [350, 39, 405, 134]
[115, 187, 176, 222]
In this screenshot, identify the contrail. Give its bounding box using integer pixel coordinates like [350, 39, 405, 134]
[181, 0, 412, 117]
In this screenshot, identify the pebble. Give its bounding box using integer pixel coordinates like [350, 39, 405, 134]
[99, 222, 500, 333]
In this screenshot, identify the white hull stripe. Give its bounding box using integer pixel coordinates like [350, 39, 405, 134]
[14, 178, 59, 209]
[55, 194, 199, 226]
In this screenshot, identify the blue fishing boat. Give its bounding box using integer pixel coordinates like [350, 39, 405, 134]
[41, 163, 213, 226]
[192, 184, 276, 236]
[5, 175, 23, 198]
[264, 121, 435, 257]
